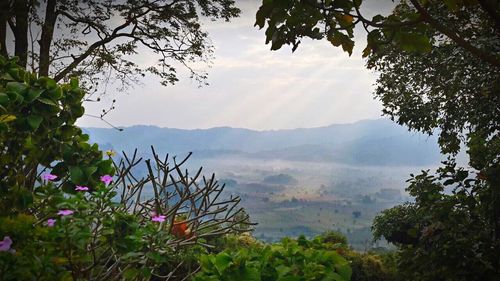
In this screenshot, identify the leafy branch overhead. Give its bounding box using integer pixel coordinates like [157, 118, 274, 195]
[255, 0, 500, 67]
[0, 0, 240, 90]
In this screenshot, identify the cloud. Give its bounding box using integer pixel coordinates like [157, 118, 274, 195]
[78, 1, 388, 130]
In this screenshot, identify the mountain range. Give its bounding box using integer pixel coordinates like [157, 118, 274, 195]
[83, 119, 442, 166]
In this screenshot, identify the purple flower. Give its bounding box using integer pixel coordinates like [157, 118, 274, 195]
[75, 185, 89, 191]
[41, 173, 57, 181]
[57, 209, 74, 216]
[0, 236, 12, 252]
[100, 175, 113, 185]
[151, 214, 166, 222]
[46, 218, 56, 227]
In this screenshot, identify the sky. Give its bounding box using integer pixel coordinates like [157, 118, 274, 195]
[78, 1, 396, 130]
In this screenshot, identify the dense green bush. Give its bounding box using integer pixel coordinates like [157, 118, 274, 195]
[314, 232, 397, 281]
[0, 56, 113, 215]
[194, 235, 352, 281]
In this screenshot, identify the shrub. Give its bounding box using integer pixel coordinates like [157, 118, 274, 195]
[193, 235, 352, 281]
[0, 56, 113, 215]
[317, 231, 398, 281]
[349, 252, 398, 281]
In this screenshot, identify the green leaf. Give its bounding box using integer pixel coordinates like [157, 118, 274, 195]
[242, 266, 261, 281]
[27, 115, 43, 129]
[37, 97, 59, 107]
[214, 252, 233, 274]
[122, 268, 140, 280]
[83, 166, 98, 178]
[327, 31, 354, 55]
[70, 77, 79, 89]
[334, 262, 352, 281]
[48, 87, 63, 99]
[275, 265, 291, 277]
[0, 93, 9, 105]
[45, 78, 57, 90]
[6, 82, 28, 94]
[69, 166, 85, 184]
[395, 32, 432, 53]
[25, 88, 44, 103]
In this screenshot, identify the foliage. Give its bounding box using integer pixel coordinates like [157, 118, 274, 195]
[256, 0, 500, 279]
[315, 231, 397, 281]
[349, 252, 397, 281]
[373, 168, 498, 280]
[0, 150, 252, 280]
[1, 0, 240, 90]
[0, 56, 113, 211]
[193, 235, 352, 281]
[0, 61, 252, 280]
[367, 3, 500, 277]
[317, 231, 349, 248]
[255, 0, 499, 67]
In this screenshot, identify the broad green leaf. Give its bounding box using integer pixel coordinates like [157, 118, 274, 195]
[0, 93, 8, 105]
[214, 252, 233, 274]
[6, 81, 28, 94]
[25, 88, 44, 103]
[37, 97, 58, 106]
[242, 266, 261, 281]
[27, 115, 43, 129]
[48, 87, 63, 99]
[275, 265, 291, 277]
[334, 262, 352, 281]
[83, 166, 98, 178]
[69, 166, 85, 184]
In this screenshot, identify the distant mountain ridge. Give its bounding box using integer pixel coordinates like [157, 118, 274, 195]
[83, 119, 442, 166]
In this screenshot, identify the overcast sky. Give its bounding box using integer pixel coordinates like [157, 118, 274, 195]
[78, 1, 396, 130]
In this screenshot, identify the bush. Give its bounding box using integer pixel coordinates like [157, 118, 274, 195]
[193, 235, 352, 281]
[349, 252, 398, 281]
[0, 56, 113, 215]
[317, 231, 398, 281]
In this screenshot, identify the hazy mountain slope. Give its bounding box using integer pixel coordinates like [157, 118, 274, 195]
[83, 119, 441, 166]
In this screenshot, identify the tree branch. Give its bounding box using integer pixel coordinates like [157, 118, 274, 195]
[13, 0, 29, 67]
[38, 0, 58, 77]
[53, 6, 152, 82]
[409, 0, 500, 68]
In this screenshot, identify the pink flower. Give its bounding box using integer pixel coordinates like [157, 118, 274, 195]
[41, 173, 57, 181]
[57, 209, 74, 216]
[0, 236, 12, 252]
[100, 175, 113, 185]
[46, 218, 56, 227]
[151, 214, 166, 222]
[75, 185, 89, 191]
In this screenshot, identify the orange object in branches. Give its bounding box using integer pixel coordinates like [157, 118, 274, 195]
[171, 220, 193, 239]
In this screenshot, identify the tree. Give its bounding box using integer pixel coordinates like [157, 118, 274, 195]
[255, 0, 500, 279]
[1, 0, 240, 92]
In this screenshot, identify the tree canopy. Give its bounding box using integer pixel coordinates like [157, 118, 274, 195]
[256, 0, 500, 279]
[0, 0, 240, 92]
